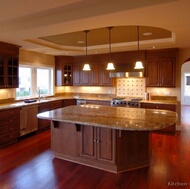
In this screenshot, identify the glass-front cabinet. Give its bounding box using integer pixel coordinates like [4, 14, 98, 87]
[0, 55, 19, 88]
[63, 64, 72, 85]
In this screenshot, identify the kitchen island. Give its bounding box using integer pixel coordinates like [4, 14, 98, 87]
[37, 104, 177, 173]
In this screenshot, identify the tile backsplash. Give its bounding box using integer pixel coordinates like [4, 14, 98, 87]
[116, 78, 146, 97]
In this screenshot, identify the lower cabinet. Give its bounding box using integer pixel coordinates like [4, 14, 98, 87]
[38, 100, 63, 131]
[141, 102, 176, 135]
[0, 108, 20, 147]
[38, 99, 76, 131]
[51, 122, 150, 173]
[80, 125, 115, 164]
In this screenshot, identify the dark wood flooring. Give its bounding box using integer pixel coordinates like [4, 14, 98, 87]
[0, 106, 190, 189]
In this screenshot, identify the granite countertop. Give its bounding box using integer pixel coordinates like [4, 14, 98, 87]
[0, 95, 177, 111]
[37, 104, 178, 131]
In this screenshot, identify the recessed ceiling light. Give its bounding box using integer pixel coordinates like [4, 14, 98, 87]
[77, 40, 85, 44]
[143, 32, 152, 36]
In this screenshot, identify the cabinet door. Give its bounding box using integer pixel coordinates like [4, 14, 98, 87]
[0, 55, 6, 87]
[51, 122, 79, 157]
[63, 99, 76, 107]
[80, 125, 96, 160]
[52, 100, 63, 109]
[91, 63, 101, 86]
[0, 54, 19, 89]
[73, 64, 81, 85]
[81, 70, 91, 85]
[146, 59, 160, 87]
[97, 127, 115, 163]
[38, 102, 52, 130]
[159, 58, 175, 87]
[101, 63, 113, 86]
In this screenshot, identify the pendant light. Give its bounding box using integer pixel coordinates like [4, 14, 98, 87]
[106, 27, 115, 70]
[134, 25, 144, 69]
[82, 30, 91, 71]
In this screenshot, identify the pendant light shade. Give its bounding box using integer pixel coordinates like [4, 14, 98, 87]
[134, 26, 144, 69]
[82, 30, 91, 71]
[106, 27, 115, 70]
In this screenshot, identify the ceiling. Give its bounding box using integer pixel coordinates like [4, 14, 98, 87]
[0, 0, 189, 56]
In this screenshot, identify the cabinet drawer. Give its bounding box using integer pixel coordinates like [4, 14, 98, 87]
[0, 108, 20, 118]
[0, 123, 20, 135]
[0, 115, 20, 126]
[0, 130, 20, 147]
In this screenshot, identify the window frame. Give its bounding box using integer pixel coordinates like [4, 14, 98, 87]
[16, 64, 54, 100]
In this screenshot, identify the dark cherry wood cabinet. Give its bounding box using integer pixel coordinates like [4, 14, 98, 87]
[80, 125, 115, 164]
[0, 42, 20, 89]
[38, 99, 76, 131]
[72, 64, 82, 86]
[62, 99, 76, 107]
[0, 108, 20, 147]
[55, 56, 73, 86]
[38, 100, 63, 131]
[141, 102, 176, 135]
[145, 48, 177, 87]
[51, 122, 150, 173]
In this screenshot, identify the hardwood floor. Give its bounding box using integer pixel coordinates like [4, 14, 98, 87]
[0, 106, 190, 189]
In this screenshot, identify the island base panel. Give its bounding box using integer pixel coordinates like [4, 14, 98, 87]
[51, 122, 150, 173]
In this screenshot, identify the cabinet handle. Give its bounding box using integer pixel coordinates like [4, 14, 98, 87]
[94, 140, 96, 142]
[10, 119, 12, 122]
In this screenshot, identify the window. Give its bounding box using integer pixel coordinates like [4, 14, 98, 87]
[16, 65, 54, 100]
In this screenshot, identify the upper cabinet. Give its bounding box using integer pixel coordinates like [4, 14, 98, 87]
[0, 42, 20, 89]
[145, 48, 177, 88]
[72, 62, 113, 86]
[55, 56, 73, 86]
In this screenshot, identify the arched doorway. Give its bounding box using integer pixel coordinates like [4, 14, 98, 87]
[181, 60, 190, 105]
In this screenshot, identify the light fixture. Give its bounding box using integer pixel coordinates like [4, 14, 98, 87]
[134, 25, 144, 69]
[82, 30, 91, 71]
[106, 27, 115, 70]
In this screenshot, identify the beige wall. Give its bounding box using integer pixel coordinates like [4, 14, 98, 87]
[19, 49, 55, 67]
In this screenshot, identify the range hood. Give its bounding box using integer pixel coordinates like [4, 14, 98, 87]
[109, 63, 144, 78]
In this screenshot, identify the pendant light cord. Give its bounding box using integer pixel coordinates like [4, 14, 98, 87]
[84, 30, 89, 58]
[137, 25, 140, 60]
[108, 27, 113, 62]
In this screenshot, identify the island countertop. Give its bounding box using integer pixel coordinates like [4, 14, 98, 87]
[37, 104, 178, 131]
